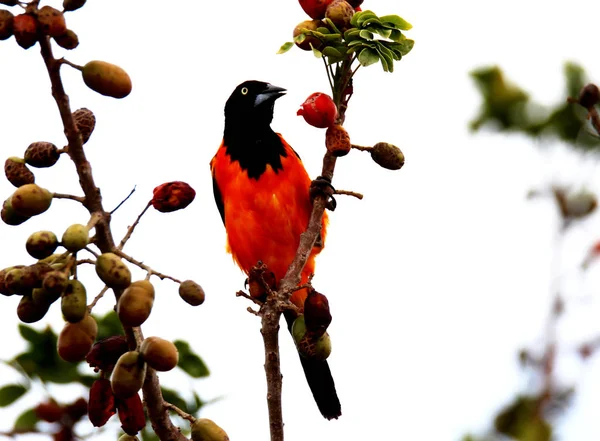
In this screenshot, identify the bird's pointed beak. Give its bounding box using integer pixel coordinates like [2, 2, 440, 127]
[254, 84, 286, 107]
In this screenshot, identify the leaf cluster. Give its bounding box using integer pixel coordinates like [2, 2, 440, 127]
[280, 10, 414, 73]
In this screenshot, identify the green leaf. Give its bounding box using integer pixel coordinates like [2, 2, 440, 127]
[389, 29, 403, 43]
[14, 408, 39, 432]
[0, 384, 27, 407]
[277, 42, 294, 54]
[376, 44, 395, 72]
[174, 340, 210, 378]
[293, 33, 306, 44]
[324, 17, 342, 34]
[368, 25, 392, 39]
[316, 27, 331, 34]
[311, 44, 323, 58]
[18, 324, 45, 346]
[359, 30, 374, 40]
[356, 11, 379, 27]
[358, 47, 380, 67]
[344, 28, 361, 41]
[379, 14, 413, 30]
[323, 46, 344, 58]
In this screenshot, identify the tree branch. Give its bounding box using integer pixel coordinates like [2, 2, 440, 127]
[37, 34, 185, 441]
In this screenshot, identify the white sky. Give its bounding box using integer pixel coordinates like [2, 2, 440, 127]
[1, 0, 600, 440]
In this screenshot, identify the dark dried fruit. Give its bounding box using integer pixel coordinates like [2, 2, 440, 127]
[140, 336, 179, 372]
[61, 279, 87, 323]
[293, 19, 325, 51]
[63, 0, 86, 12]
[65, 397, 88, 421]
[578, 83, 600, 109]
[86, 335, 129, 372]
[35, 400, 64, 423]
[0, 0, 18, 6]
[4, 157, 35, 187]
[111, 351, 146, 399]
[346, 0, 363, 7]
[17, 294, 50, 323]
[0, 9, 14, 41]
[53, 28, 78, 49]
[89, 379, 116, 427]
[117, 392, 145, 436]
[95, 253, 131, 289]
[72, 108, 95, 143]
[304, 289, 332, 337]
[117, 280, 155, 327]
[43, 270, 68, 296]
[179, 280, 205, 306]
[11, 183, 53, 216]
[1, 198, 30, 225]
[247, 268, 276, 301]
[325, 124, 351, 157]
[151, 181, 196, 213]
[13, 13, 37, 49]
[82, 61, 132, 99]
[26, 230, 58, 259]
[24, 142, 60, 168]
[37, 6, 66, 37]
[191, 418, 230, 441]
[370, 142, 404, 170]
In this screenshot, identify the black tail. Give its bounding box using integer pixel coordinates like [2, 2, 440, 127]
[284, 312, 341, 420]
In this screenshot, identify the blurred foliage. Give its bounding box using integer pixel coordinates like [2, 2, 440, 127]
[470, 63, 600, 150]
[0, 311, 210, 438]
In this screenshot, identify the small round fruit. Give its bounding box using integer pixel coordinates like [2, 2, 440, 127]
[293, 19, 324, 51]
[191, 418, 230, 441]
[35, 400, 64, 423]
[0, 9, 14, 41]
[57, 314, 97, 362]
[72, 108, 95, 143]
[1, 197, 30, 225]
[325, 124, 351, 157]
[297, 92, 338, 128]
[42, 270, 68, 295]
[17, 294, 50, 323]
[117, 281, 155, 327]
[61, 223, 89, 252]
[24, 142, 60, 168]
[61, 279, 87, 323]
[13, 13, 37, 49]
[140, 337, 178, 372]
[82, 61, 132, 99]
[36, 6, 66, 37]
[298, 0, 334, 19]
[10, 183, 52, 217]
[325, 0, 355, 30]
[26, 230, 59, 259]
[292, 315, 332, 361]
[63, 0, 86, 11]
[54, 29, 79, 49]
[111, 351, 146, 399]
[179, 280, 205, 306]
[0, 265, 24, 296]
[370, 142, 405, 170]
[4, 157, 35, 187]
[95, 253, 131, 289]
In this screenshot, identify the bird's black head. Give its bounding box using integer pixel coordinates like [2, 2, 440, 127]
[224, 80, 286, 130]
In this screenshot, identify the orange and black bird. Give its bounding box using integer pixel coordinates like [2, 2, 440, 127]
[210, 80, 341, 419]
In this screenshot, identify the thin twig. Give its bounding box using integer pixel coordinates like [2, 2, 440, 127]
[118, 201, 152, 250]
[236, 290, 264, 306]
[164, 402, 196, 423]
[88, 286, 109, 311]
[112, 249, 182, 283]
[76, 258, 95, 266]
[334, 189, 363, 200]
[110, 185, 137, 215]
[52, 192, 85, 203]
[351, 144, 372, 151]
[58, 57, 83, 71]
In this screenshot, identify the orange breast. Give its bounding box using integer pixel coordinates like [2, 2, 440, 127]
[211, 135, 326, 291]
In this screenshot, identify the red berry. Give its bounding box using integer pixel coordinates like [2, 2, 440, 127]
[151, 181, 196, 213]
[13, 14, 37, 49]
[297, 92, 338, 128]
[298, 0, 334, 19]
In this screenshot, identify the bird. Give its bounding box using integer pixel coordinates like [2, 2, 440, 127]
[210, 80, 341, 420]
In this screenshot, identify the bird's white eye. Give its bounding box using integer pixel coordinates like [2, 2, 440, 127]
[241, 87, 249, 95]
